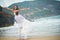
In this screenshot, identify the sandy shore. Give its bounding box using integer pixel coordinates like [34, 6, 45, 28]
[0, 35, 60, 40]
[28, 35, 60, 40]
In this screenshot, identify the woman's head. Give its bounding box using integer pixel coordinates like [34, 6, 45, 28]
[13, 5, 19, 10]
[13, 5, 19, 15]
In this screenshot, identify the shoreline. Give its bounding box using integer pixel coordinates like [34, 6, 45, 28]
[0, 35, 60, 40]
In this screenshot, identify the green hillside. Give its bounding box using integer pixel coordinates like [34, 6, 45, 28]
[9, 0, 60, 21]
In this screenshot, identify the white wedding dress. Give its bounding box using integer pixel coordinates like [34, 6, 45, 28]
[14, 13, 31, 39]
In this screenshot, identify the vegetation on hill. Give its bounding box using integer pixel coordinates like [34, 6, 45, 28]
[9, 0, 60, 21]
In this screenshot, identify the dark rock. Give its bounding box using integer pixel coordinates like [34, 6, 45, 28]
[0, 6, 2, 11]
[0, 8, 14, 27]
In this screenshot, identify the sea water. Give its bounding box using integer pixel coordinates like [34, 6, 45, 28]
[0, 15, 60, 37]
[29, 15, 60, 36]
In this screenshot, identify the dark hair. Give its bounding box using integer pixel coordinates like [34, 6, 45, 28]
[13, 5, 19, 10]
[16, 12, 19, 15]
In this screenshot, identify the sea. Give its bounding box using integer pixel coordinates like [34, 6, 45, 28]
[29, 15, 60, 36]
[0, 14, 60, 38]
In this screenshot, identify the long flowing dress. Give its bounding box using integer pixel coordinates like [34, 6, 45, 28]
[14, 13, 31, 39]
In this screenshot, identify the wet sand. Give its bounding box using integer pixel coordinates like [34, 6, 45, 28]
[0, 37, 19, 40]
[28, 35, 60, 40]
[0, 35, 60, 40]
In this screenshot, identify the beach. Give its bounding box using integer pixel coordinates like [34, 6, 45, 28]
[0, 35, 60, 40]
[28, 35, 60, 40]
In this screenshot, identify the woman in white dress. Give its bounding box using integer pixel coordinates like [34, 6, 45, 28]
[5, 5, 30, 40]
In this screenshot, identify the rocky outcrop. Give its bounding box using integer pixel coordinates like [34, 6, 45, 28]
[0, 6, 14, 27]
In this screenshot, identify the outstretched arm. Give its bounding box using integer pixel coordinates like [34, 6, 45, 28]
[3, 7, 13, 11]
[19, 8, 30, 11]
[5, 8, 13, 11]
[6, 8, 13, 11]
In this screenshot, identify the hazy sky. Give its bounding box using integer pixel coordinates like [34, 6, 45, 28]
[0, 0, 60, 7]
[0, 0, 34, 7]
